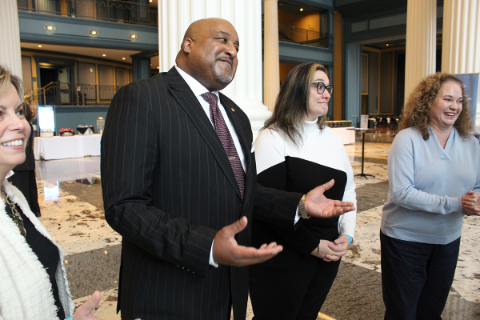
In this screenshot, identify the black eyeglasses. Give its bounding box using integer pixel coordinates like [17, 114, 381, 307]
[312, 82, 333, 95]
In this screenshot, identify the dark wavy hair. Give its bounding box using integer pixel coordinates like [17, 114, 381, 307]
[263, 62, 329, 146]
[399, 73, 472, 140]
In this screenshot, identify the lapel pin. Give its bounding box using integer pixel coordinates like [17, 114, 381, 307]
[231, 108, 235, 112]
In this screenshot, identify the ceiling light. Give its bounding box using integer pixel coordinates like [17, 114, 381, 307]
[149, 0, 152, 2]
[130, 34, 137, 39]
[122, 57, 126, 60]
[300, 8, 303, 11]
[102, 54, 106, 57]
[45, 25, 55, 31]
[90, 30, 98, 35]
[38, 45, 42, 48]
[386, 44, 389, 47]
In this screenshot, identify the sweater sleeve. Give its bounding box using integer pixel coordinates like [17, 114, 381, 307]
[336, 134, 357, 239]
[254, 129, 286, 175]
[254, 129, 320, 254]
[473, 141, 480, 194]
[388, 131, 462, 214]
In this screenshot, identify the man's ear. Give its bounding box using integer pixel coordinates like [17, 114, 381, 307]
[183, 38, 193, 53]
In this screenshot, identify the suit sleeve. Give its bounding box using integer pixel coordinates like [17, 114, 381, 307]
[253, 129, 319, 254]
[101, 82, 215, 276]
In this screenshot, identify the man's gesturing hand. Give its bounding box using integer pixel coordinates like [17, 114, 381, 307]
[305, 179, 355, 218]
[212, 216, 283, 267]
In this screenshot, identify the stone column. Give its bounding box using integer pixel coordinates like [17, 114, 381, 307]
[263, 0, 280, 112]
[0, 0, 22, 81]
[404, 0, 437, 100]
[158, 0, 271, 135]
[442, 0, 480, 131]
[132, 56, 151, 81]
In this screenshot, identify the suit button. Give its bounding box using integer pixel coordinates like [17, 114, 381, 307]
[182, 267, 184, 269]
[177, 265, 180, 268]
[192, 271, 195, 274]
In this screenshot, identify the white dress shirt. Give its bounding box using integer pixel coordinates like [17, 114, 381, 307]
[175, 65, 246, 267]
[175, 66, 246, 171]
[175, 66, 301, 267]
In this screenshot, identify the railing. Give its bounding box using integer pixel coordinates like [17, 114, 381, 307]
[24, 81, 58, 106]
[17, 0, 158, 27]
[25, 81, 118, 106]
[278, 24, 329, 48]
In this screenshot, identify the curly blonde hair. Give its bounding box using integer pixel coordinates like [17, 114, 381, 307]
[399, 73, 472, 140]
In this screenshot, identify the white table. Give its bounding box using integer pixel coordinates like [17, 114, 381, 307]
[332, 127, 355, 144]
[34, 134, 102, 160]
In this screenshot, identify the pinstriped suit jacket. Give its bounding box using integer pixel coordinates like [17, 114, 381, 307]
[101, 67, 302, 320]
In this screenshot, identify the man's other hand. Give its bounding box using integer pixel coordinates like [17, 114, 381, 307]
[212, 216, 283, 267]
[305, 179, 355, 218]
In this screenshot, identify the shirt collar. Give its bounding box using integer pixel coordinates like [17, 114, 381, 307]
[175, 65, 220, 100]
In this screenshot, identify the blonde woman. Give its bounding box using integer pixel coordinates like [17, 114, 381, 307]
[0, 65, 112, 320]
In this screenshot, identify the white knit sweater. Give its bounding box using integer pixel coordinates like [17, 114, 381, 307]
[255, 120, 357, 238]
[0, 181, 74, 320]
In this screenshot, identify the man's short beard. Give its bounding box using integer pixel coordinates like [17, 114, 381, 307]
[214, 64, 234, 84]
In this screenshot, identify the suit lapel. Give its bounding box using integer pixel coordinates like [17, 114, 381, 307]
[165, 68, 242, 200]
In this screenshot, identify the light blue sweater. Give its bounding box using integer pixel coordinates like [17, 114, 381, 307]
[381, 126, 480, 244]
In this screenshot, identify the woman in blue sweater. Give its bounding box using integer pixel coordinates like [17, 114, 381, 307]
[381, 73, 480, 319]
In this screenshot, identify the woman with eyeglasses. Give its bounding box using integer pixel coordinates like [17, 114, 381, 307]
[249, 62, 356, 320]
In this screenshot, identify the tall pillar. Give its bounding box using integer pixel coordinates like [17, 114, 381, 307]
[344, 43, 361, 125]
[132, 56, 151, 81]
[404, 0, 437, 100]
[333, 11, 342, 121]
[132, 51, 157, 81]
[0, 0, 22, 81]
[158, 0, 271, 135]
[442, 0, 480, 131]
[263, 0, 280, 112]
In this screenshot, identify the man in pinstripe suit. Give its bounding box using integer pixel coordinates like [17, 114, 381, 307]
[101, 18, 354, 320]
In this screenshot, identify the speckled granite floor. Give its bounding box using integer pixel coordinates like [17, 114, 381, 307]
[33, 132, 480, 320]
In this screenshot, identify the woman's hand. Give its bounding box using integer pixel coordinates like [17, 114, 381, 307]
[461, 190, 480, 216]
[325, 235, 350, 261]
[72, 291, 140, 320]
[311, 240, 346, 262]
[330, 235, 350, 251]
[72, 291, 101, 320]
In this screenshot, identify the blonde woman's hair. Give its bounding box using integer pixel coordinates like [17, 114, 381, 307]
[0, 65, 23, 101]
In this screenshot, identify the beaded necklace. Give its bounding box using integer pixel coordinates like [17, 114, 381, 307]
[1, 187, 27, 238]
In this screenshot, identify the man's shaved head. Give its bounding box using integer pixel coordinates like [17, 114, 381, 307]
[176, 18, 239, 92]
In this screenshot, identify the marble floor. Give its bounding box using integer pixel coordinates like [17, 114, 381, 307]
[32, 131, 480, 320]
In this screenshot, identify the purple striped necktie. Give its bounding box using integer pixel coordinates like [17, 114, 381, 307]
[201, 92, 245, 199]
